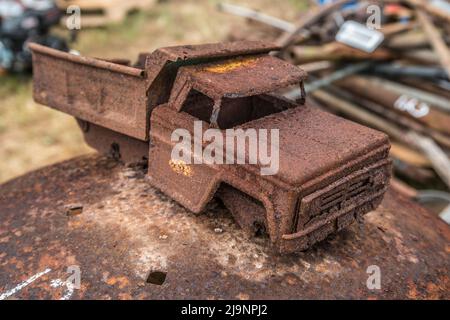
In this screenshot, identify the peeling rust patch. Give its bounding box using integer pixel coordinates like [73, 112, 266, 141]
[169, 159, 193, 177]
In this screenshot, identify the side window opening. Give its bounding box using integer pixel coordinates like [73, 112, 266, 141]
[218, 94, 296, 128]
[180, 89, 215, 123]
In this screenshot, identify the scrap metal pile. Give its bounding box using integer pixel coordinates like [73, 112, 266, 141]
[0, 0, 68, 73]
[220, 0, 450, 223]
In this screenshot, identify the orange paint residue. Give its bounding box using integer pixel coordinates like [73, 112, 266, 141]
[204, 57, 257, 73]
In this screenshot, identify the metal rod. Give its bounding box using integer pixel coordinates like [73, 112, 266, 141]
[371, 63, 448, 80]
[408, 131, 450, 189]
[416, 9, 450, 79]
[304, 62, 373, 93]
[29, 42, 146, 78]
[275, 0, 355, 48]
[217, 3, 295, 32]
[362, 75, 450, 113]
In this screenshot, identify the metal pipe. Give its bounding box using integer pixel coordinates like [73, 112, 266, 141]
[217, 3, 295, 32]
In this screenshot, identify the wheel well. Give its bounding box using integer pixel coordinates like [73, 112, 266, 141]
[215, 182, 268, 237]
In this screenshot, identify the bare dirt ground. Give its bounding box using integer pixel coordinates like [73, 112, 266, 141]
[0, 0, 306, 183]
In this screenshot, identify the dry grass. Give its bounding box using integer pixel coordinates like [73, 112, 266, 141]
[0, 0, 305, 183]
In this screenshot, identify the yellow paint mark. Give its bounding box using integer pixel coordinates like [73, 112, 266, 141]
[203, 57, 257, 73]
[169, 159, 193, 177]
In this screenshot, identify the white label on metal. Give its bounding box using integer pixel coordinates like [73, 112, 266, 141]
[430, 0, 450, 14]
[336, 21, 384, 53]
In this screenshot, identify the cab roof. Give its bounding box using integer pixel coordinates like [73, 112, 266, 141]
[144, 40, 281, 87]
[170, 54, 307, 111]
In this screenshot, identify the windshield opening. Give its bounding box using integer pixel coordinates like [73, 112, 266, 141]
[180, 89, 297, 129]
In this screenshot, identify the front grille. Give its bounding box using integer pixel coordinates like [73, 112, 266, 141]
[318, 176, 372, 216]
[297, 162, 389, 230]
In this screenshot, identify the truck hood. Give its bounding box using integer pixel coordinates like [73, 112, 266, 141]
[236, 104, 390, 187]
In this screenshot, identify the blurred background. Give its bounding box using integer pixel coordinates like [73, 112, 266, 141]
[1, 0, 450, 222]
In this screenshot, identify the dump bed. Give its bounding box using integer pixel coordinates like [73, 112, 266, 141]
[30, 43, 150, 141]
[30, 41, 280, 141]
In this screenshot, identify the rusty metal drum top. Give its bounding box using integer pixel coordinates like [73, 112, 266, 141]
[0, 155, 448, 299]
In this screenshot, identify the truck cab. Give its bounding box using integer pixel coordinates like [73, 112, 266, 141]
[148, 54, 391, 254]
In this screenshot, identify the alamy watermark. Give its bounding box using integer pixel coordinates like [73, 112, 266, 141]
[394, 95, 430, 118]
[66, 5, 81, 30]
[171, 121, 279, 176]
[366, 5, 382, 30]
[366, 265, 381, 290]
[50, 265, 81, 300]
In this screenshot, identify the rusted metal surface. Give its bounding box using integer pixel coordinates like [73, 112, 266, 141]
[30, 43, 150, 141]
[77, 120, 149, 164]
[31, 41, 391, 254]
[0, 155, 448, 299]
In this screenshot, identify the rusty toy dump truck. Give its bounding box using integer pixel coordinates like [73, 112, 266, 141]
[29, 41, 391, 254]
